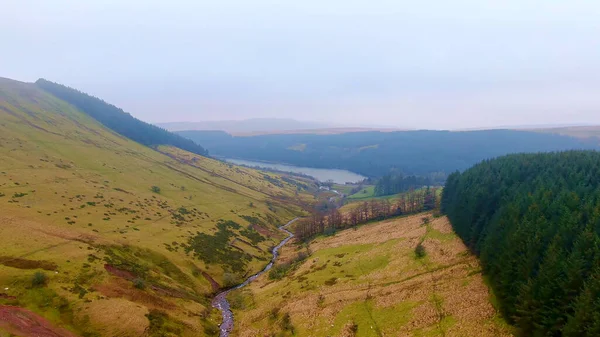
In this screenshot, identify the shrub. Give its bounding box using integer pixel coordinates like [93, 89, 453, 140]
[223, 272, 241, 288]
[269, 264, 292, 280]
[415, 243, 426, 258]
[296, 251, 309, 261]
[324, 227, 337, 236]
[229, 289, 253, 310]
[203, 320, 219, 336]
[324, 277, 338, 286]
[150, 186, 161, 194]
[268, 252, 308, 280]
[268, 307, 280, 321]
[185, 220, 249, 271]
[133, 278, 146, 289]
[280, 313, 295, 333]
[317, 294, 325, 307]
[342, 321, 359, 336]
[31, 271, 48, 287]
[240, 226, 265, 244]
[146, 309, 183, 336]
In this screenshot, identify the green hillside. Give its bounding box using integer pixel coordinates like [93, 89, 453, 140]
[35, 78, 209, 157]
[0, 77, 312, 336]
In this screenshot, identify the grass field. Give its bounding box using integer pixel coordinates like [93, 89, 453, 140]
[346, 186, 375, 200]
[0, 78, 313, 336]
[227, 213, 513, 337]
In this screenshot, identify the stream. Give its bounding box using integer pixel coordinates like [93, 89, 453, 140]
[211, 217, 299, 337]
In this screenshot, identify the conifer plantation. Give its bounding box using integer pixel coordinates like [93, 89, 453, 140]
[441, 150, 600, 336]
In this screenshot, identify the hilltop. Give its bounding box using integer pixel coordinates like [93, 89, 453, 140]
[0, 77, 313, 336]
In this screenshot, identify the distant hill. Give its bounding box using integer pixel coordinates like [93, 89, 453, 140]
[157, 118, 333, 133]
[35, 79, 208, 156]
[178, 129, 600, 178]
[527, 125, 600, 142]
[229, 126, 405, 136]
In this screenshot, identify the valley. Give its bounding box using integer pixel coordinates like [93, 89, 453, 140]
[4, 2, 600, 335]
[226, 213, 512, 337]
[0, 78, 314, 336]
[1, 75, 597, 337]
[222, 158, 367, 184]
[176, 129, 600, 178]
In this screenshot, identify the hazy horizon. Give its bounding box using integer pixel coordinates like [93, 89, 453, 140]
[2, 1, 600, 129]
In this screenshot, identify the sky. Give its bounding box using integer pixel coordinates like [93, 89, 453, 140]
[2, 0, 600, 129]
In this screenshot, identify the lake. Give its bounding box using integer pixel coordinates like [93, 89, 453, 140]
[223, 158, 366, 184]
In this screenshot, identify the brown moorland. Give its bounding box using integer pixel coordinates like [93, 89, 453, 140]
[227, 213, 514, 337]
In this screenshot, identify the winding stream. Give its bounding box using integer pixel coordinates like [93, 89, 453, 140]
[212, 218, 299, 337]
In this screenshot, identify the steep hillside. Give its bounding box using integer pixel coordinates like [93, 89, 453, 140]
[0, 78, 311, 336]
[35, 79, 209, 156]
[226, 213, 512, 336]
[177, 130, 599, 177]
[442, 151, 600, 336]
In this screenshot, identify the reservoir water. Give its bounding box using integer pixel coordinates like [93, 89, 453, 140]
[223, 158, 366, 184]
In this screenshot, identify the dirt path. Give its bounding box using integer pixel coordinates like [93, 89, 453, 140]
[0, 305, 78, 337]
[212, 218, 299, 337]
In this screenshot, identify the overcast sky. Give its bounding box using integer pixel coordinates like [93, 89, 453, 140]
[2, 0, 600, 129]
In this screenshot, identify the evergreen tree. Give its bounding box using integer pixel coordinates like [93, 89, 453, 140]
[441, 151, 600, 336]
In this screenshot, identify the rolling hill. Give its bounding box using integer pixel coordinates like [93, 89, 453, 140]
[177, 130, 600, 178]
[0, 77, 313, 336]
[529, 125, 600, 143]
[157, 118, 333, 134]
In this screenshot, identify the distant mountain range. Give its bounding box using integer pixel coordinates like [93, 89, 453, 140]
[159, 118, 600, 139]
[157, 118, 334, 133]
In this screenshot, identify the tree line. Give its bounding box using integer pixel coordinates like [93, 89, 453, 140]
[36, 79, 208, 156]
[374, 173, 435, 196]
[441, 151, 600, 336]
[295, 187, 438, 241]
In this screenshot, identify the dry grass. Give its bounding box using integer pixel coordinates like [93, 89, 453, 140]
[228, 214, 514, 337]
[80, 298, 150, 336]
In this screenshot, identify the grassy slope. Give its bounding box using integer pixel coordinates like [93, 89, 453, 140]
[0, 78, 311, 336]
[346, 185, 376, 200]
[227, 214, 513, 337]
